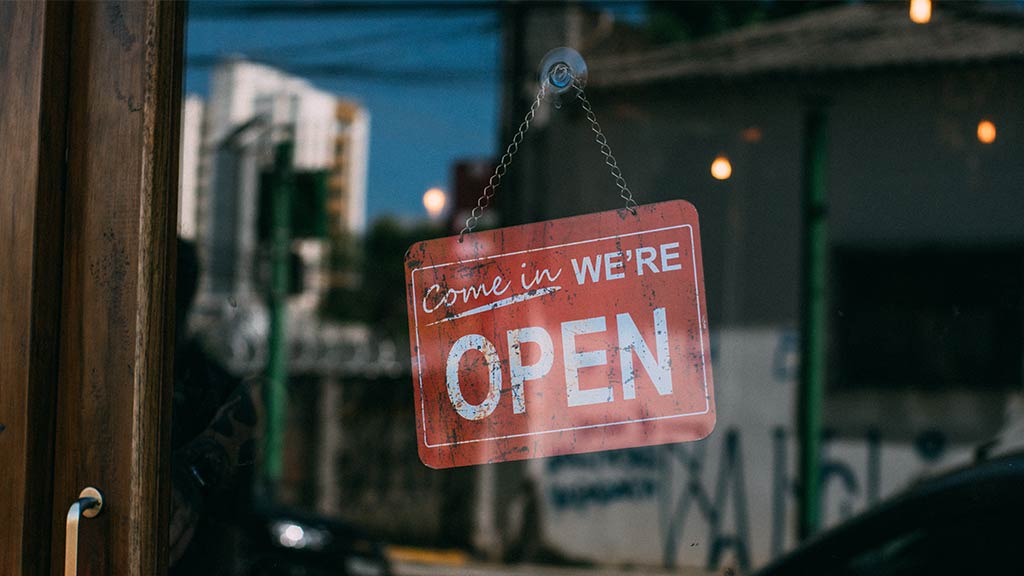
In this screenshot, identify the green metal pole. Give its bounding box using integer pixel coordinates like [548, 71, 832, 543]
[266, 139, 294, 491]
[798, 102, 829, 541]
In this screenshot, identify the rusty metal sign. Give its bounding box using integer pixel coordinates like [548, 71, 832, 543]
[405, 200, 715, 468]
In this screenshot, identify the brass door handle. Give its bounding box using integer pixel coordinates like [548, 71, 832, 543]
[65, 487, 103, 576]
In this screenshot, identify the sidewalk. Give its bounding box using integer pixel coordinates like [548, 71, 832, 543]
[395, 563, 715, 576]
[391, 553, 721, 576]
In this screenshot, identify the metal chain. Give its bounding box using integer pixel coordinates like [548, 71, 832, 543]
[459, 72, 638, 241]
[459, 83, 548, 241]
[573, 77, 638, 215]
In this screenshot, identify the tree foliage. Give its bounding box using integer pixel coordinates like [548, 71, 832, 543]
[322, 218, 447, 340]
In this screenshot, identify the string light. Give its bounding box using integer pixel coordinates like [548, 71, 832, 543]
[910, 0, 931, 24]
[711, 155, 733, 181]
[977, 120, 996, 144]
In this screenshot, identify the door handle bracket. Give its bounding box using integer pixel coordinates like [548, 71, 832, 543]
[65, 487, 103, 576]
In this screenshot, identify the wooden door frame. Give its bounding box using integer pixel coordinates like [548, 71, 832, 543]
[0, 2, 72, 574]
[0, 2, 185, 574]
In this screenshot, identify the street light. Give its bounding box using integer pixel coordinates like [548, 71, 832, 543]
[711, 155, 733, 181]
[423, 187, 447, 219]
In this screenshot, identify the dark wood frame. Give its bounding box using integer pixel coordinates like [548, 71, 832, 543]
[0, 2, 73, 574]
[0, 2, 184, 574]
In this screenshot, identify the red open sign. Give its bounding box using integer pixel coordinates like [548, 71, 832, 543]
[405, 200, 715, 468]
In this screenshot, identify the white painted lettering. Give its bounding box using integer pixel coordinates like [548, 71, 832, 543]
[660, 242, 683, 272]
[507, 327, 555, 414]
[571, 255, 603, 285]
[562, 317, 612, 407]
[522, 266, 563, 290]
[423, 276, 511, 314]
[604, 252, 625, 280]
[446, 334, 503, 420]
[635, 247, 659, 275]
[618, 308, 672, 399]
[423, 284, 446, 313]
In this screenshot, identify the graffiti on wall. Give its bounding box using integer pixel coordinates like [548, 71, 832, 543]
[543, 425, 953, 571]
[537, 330, 962, 572]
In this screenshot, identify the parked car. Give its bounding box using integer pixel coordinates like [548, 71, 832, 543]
[756, 452, 1024, 575]
[243, 507, 392, 576]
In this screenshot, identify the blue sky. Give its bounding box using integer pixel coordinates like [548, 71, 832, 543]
[185, 8, 502, 224]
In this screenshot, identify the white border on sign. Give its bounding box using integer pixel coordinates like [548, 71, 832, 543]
[411, 224, 710, 448]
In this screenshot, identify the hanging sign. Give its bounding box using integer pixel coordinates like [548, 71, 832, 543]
[405, 200, 715, 468]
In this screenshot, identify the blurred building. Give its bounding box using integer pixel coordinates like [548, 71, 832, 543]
[205, 58, 337, 170]
[178, 94, 206, 240]
[491, 2, 1024, 571]
[323, 101, 370, 296]
[330, 100, 370, 237]
[197, 58, 336, 315]
[449, 159, 497, 233]
[177, 58, 386, 378]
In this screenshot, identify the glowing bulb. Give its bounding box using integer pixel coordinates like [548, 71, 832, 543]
[711, 155, 732, 181]
[280, 524, 305, 547]
[909, 0, 931, 24]
[423, 187, 446, 218]
[977, 120, 996, 144]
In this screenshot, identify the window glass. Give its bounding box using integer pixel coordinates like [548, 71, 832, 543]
[172, 2, 1024, 575]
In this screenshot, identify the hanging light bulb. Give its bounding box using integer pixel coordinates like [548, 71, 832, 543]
[910, 0, 931, 24]
[711, 155, 733, 181]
